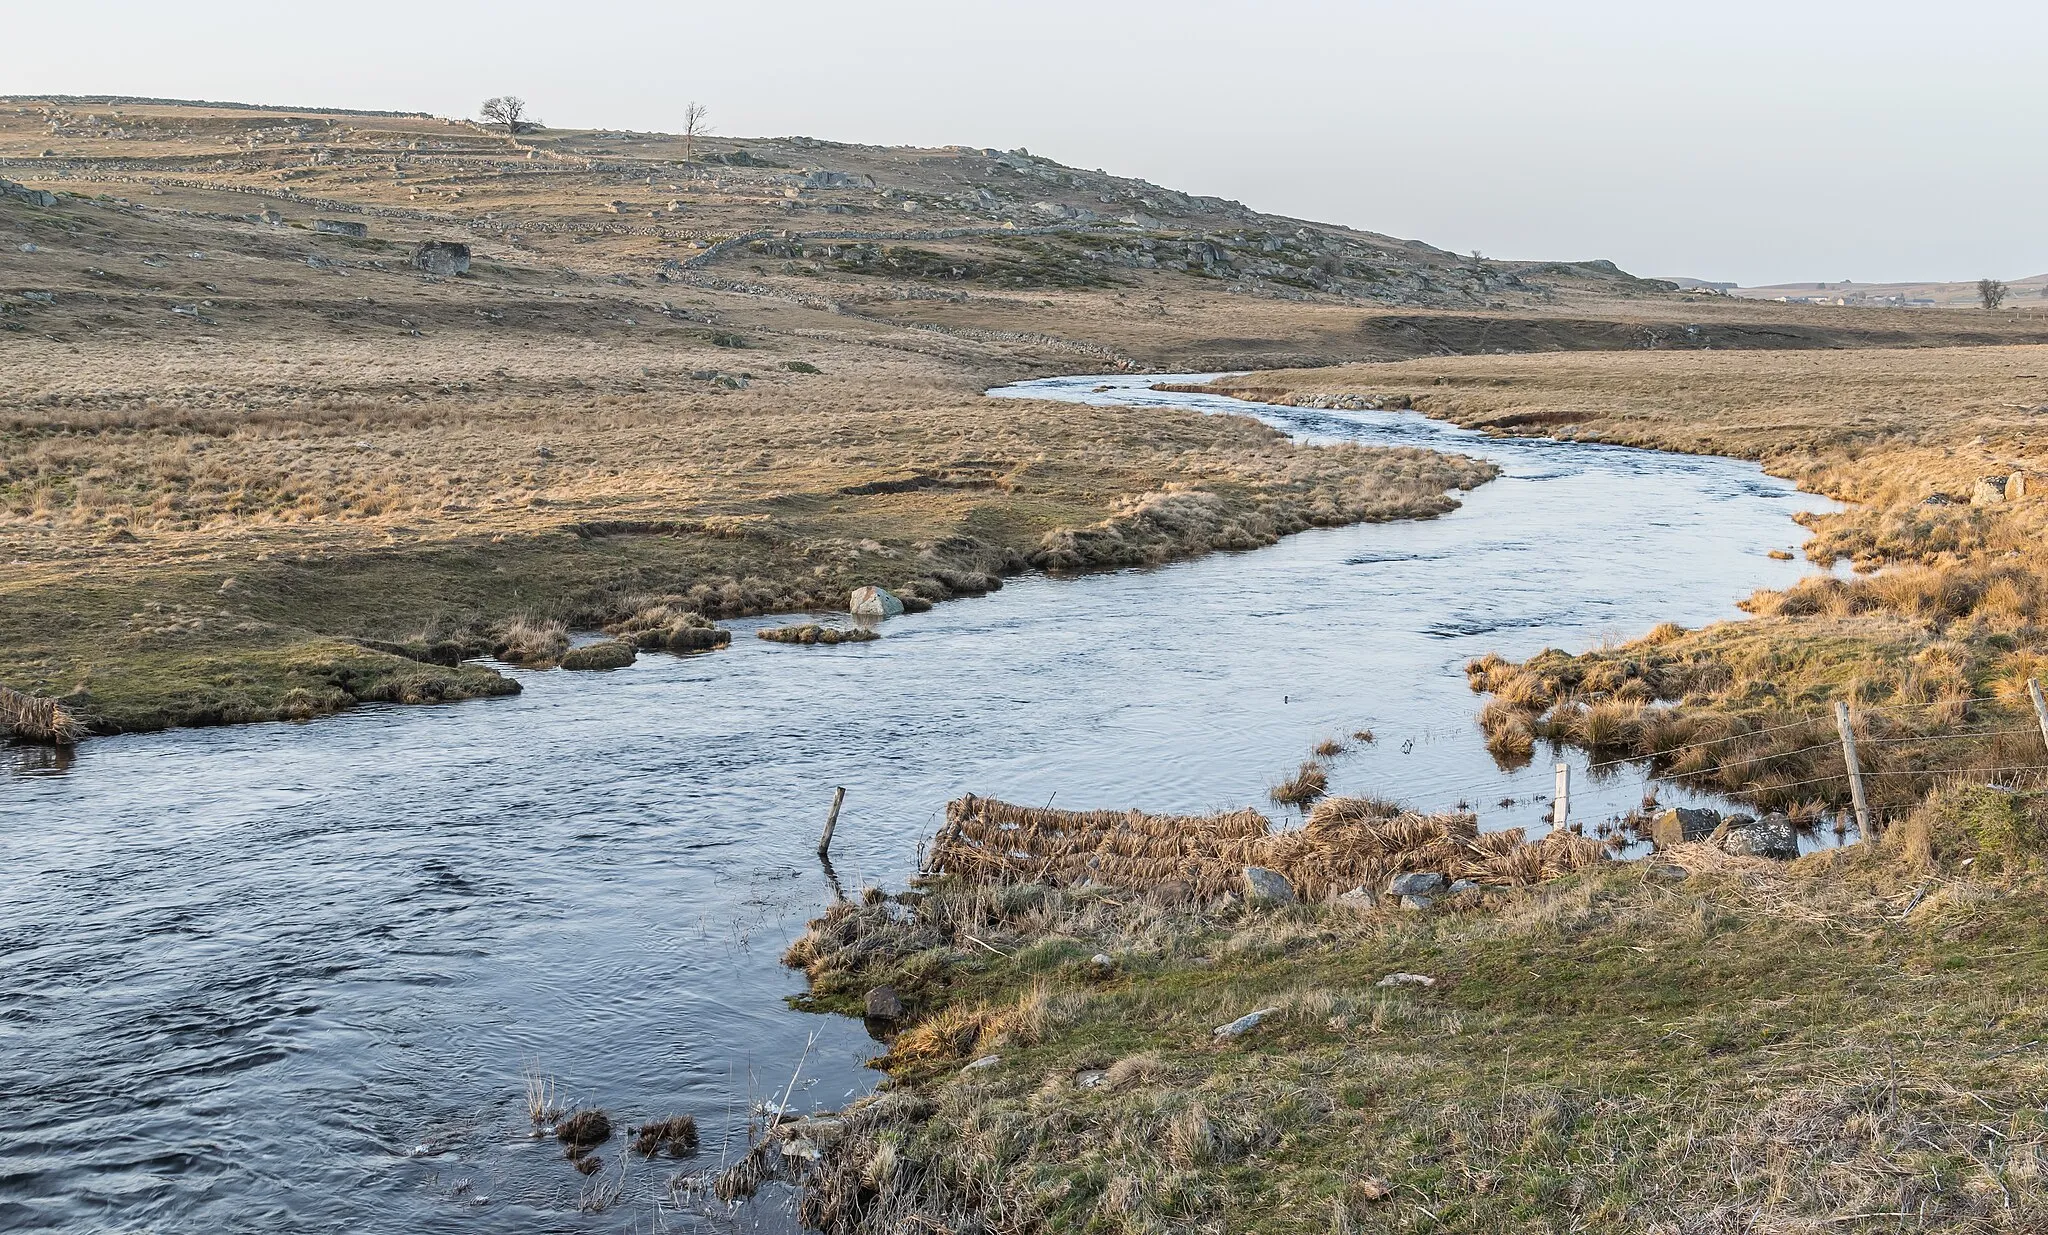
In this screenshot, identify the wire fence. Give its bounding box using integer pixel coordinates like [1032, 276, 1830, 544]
[1368, 683, 2048, 840]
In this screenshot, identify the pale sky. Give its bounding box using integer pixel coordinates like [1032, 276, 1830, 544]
[9, 0, 2046, 286]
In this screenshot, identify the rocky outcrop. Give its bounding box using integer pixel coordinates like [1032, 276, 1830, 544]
[314, 218, 368, 238]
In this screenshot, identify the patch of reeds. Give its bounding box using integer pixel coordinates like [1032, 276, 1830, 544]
[632, 1114, 700, 1157]
[557, 1108, 612, 1149]
[0, 684, 86, 744]
[927, 794, 1603, 902]
[496, 616, 569, 666]
[759, 624, 879, 645]
[1312, 737, 1348, 758]
[524, 1064, 562, 1126]
[1269, 761, 1329, 807]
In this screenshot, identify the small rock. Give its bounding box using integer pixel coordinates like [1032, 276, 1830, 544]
[1213, 1007, 1281, 1039]
[21, 291, 53, 305]
[1399, 894, 1435, 911]
[315, 218, 368, 238]
[1644, 863, 1690, 883]
[864, 985, 904, 1020]
[962, 1055, 1001, 1071]
[1352, 1176, 1394, 1203]
[1386, 871, 1446, 898]
[1242, 866, 1297, 906]
[1334, 885, 1377, 909]
[1076, 1069, 1108, 1088]
[1376, 973, 1436, 989]
[1088, 953, 1114, 969]
[1447, 879, 1479, 895]
[778, 1137, 820, 1161]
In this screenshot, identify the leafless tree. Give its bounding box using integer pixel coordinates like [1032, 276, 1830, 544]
[1979, 278, 2009, 310]
[480, 96, 536, 136]
[681, 102, 711, 162]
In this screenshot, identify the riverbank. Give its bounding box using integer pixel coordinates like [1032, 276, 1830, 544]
[772, 787, 2048, 1233]
[1, 336, 1492, 734]
[1199, 349, 2048, 821]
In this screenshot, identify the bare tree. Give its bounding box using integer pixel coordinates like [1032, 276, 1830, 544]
[1979, 278, 2009, 310]
[681, 102, 711, 162]
[480, 96, 536, 136]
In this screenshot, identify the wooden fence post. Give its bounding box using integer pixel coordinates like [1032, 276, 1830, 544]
[1553, 763, 1570, 830]
[2028, 679, 2048, 754]
[1834, 701, 1874, 840]
[818, 786, 846, 857]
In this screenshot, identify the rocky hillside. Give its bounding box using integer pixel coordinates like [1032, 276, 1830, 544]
[0, 95, 1668, 314]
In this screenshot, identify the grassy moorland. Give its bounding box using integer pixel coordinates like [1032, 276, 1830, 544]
[768, 788, 2048, 1234]
[0, 98, 1566, 736]
[1206, 348, 2048, 824]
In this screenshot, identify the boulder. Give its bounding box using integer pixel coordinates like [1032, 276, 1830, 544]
[864, 985, 904, 1020]
[1242, 866, 1297, 906]
[2009, 471, 2028, 501]
[1651, 807, 1720, 849]
[849, 585, 906, 619]
[1972, 476, 2008, 507]
[410, 240, 471, 275]
[315, 218, 368, 238]
[1386, 871, 1447, 898]
[1722, 811, 1799, 860]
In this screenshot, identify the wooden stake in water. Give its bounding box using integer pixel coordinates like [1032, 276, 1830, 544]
[818, 786, 846, 857]
[2028, 679, 2048, 754]
[1834, 701, 1873, 840]
[1552, 763, 1570, 830]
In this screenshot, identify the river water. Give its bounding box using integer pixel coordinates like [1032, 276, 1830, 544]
[0, 374, 1834, 1233]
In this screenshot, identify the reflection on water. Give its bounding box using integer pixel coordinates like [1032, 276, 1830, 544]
[0, 374, 1836, 1232]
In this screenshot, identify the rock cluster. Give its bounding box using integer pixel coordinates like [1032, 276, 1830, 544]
[1651, 807, 1800, 860]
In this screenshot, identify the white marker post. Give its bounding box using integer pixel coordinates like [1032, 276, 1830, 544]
[1553, 763, 1570, 830]
[1834, 701, 1873, 840]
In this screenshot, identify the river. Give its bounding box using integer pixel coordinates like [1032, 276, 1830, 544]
[0, 374, 1835, 1232]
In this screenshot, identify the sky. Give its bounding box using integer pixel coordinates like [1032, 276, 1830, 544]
[8, 0, 2046, 286]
